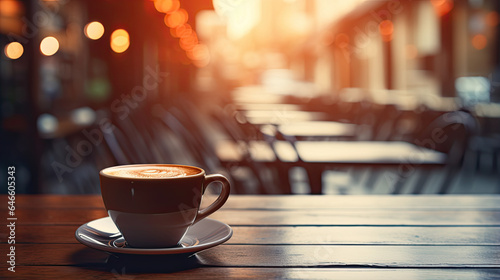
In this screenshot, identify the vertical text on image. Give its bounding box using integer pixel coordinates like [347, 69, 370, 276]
[7, 166, 17, 273]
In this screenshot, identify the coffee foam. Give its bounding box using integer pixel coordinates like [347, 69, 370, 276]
[103, 165, 200, 179]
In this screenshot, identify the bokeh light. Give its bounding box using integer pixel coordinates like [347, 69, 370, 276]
[110, 29, 130, 53]
[179, 32, 198, 51]
[379, 20, 394, 42]
[472, 34, 487, 50]
[431, 0, 453, 17]
[40, 36, 59, 56]
[4, 42, 24, 59]
[154, 0, 180, 13]
[71, 107, 96, 125]
[0, 0, 23, 17]
[37, 113, 59, 134]
[170, 23, 192, 38]
[187, 44, 210, 61]
[164, 8, 188, 28]
[334, 33, 349, 47]
[192, 59, 210, 68]
[84, 21, 105, 40]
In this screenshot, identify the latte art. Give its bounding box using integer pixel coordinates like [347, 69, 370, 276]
[135, 168, 187, 178]
[103, 165, 200, 178]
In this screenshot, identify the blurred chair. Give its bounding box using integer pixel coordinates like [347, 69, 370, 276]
[101, 118, 148, 164]
[152, 105, 220, 170]
[469, 134, 500, 172]
[152, 103, 276, 194]
[468, 112, 500, 173]
[100, 106, 180, 165]
[369, 104, 401, 141]
[203, 105, 284, 193]
[392, 110, 478, 194]
[388, 109, 423, 142]
[274, 111, 472, 194]
[40, 138, 100, 193]
[40, 116, 116, 194]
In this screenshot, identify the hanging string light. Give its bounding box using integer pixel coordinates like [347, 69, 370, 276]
[153, 0, 210, 67]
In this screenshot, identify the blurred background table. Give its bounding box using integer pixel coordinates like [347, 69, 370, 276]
[2, 194, 499, 279]
[278, 121, 357, 140]
[242, 110, 331, 126]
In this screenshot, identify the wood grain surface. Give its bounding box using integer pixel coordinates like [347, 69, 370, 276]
[1, 195, 499, 279]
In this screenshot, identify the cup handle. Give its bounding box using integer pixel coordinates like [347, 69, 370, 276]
[194, 174, 230, 224]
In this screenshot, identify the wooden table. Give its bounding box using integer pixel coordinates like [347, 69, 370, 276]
[271, 141, 447, 194]
[278, 121, 357, 139]
[243, 110, 331, 126]
[236, 103, 303, 112]
[291, 141, 446, 164]
[2, 195, 500, 279]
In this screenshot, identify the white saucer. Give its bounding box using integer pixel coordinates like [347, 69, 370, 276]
[75, 217, 232, 255]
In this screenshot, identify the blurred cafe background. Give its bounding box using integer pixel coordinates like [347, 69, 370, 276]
[1, 0, 499, 195]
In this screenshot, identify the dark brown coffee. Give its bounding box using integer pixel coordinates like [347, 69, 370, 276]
[99, 164, 230, 247]
[102, 165, 200, 179]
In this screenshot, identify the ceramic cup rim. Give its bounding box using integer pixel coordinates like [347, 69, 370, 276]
[99, 164, 205, 181]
